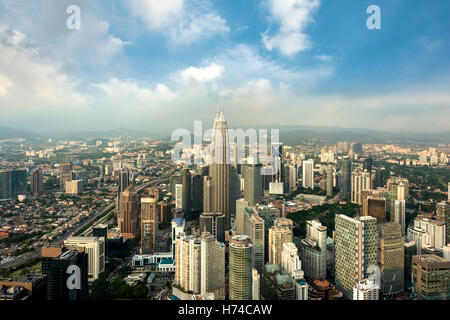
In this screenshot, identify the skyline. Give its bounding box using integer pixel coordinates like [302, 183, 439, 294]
[0, 0, 449, 133]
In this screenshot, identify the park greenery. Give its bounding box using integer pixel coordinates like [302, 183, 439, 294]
[288, 203, 360, 238]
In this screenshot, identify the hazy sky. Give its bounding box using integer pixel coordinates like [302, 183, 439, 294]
[0, 0, 449, 133]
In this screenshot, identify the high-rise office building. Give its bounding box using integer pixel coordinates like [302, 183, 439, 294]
[243, 157, 262, 205]
[171, 218, 185, 259]
[412, 255, 450, 300]
[31, 169, 43, 196]
[59, 162, 72, 191]
[387, 178, 408, 215]
[334, 215, 378, 299]
[404, 240, 417, 290]
[140, 197, 158, 254]
[288, 164, 298, 193]
[203, 176, 214, 213]
[436, 201, 450, 244]
[268, 221, 293, 265]
[364, 196, 387, 223]
[300, 220, 327, 280]
[41, 247, 88, 300]
[244, 207, 265, 273]
[229, 235, 253, 300]
[199, 212, 225, 243]
[175, 183, 183, 209]
[11, 169, 27, 196]
[65, 179, 83, 195]
[351, 169, 371, 204]
[64, 237, 105, 281]
[235, 198, 249, 235]
[0, 169, 12, 200]
[281, 242, 304, 281]
[407, 216, 446, 253]
[302, 159, 314, 189]
[394, 199, 406, 236]
[192, 173, 203, 213]
[210, 110, 232, 228]
[326, 166, 333, 197]
[363, 157, 373, 174]
[182, 168, 192, 220]
[200, 231, 225, 300]
[118, 185, 139, 239]
[174, 234, 201, 294]
[252, 269, 260, 300]
[341, 158, 352, 201]
[118, 168, 129, 193]
[377, 223, 404, 296]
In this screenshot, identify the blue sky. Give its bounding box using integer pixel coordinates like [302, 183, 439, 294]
[0, 0, 449, 133]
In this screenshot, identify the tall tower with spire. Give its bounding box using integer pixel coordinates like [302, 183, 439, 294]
[209, 108, 232, 228]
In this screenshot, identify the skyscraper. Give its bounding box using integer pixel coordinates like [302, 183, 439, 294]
[363, 157, 373, 174]
[268, 221, 293, 265]
[436, 201, 450, 244]
[229, 235, 253, 300]
[365, 196, 387, 223]
[288, 164, 298, 193]
[182, 168, 192, 220]
[244, 207, 265, 273]
[300, 220, 327, 280]
[334, 215, 378, 299]
[326, 166, 333, 197]
[59, 162, 72, 191]
[11, 169, 27, 196]
[64, 236, 105, 281]
[252, 269, 260, 300]
[351, 169, 371, 204]
[387, 178, 408, 215]
[243, 157, 262, 205]
[209, 110, 232, 228]
[203, 176, 214, 213]
[140, 197, 158, 254]
[0, 169, 12, 200]
[175, 183, 183, 209]
[302, 159, 314, 189]
[281, 242, 304, 282]
[342, 158, 352, 201]
[118, 185, 139, 239]
[377, 223, 404, 296]
[412, 255, 450, 300]
[200, 231, 225, 300]
[192, 173, 203, 213]
[174, 234, 201, 294]
[394, 199, 406, 236]
[31, 169, 43, 196]
[41, 247, 88, 300]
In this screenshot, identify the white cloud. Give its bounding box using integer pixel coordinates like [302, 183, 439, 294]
[0, 1, 130, 66]
[92, 77, 176, 102]
[314, 54, 333, 62]
[262, 0, 320, 56]
[127, 0, 229, 45]
[180, 63, 224, 83]
[0, 27, 88, 127]
[0, 73, 13, 96]
[128, 0, 184, 30]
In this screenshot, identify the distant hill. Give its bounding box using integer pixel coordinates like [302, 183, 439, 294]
[0, 125, 448, 145]
[0, 127, 38, 140]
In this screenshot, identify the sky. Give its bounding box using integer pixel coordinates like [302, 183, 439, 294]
[0, 0, 449, 134]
